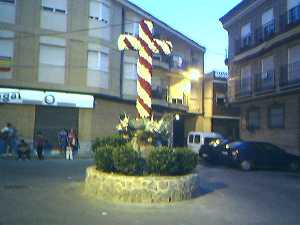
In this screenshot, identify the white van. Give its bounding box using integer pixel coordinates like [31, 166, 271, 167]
[187, 132, 224, 153]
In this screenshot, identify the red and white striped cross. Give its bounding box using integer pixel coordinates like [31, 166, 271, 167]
[118, 19, 173, 118]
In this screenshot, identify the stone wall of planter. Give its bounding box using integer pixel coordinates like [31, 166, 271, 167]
[85, 166, 199, 203]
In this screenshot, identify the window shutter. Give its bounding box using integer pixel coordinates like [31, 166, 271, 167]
[42, 0, 67, 11]
[88, 50, 99, 69]
[40, 45, 65, 66]
[262, 56, 274, 73]
[124, 63, 137, 80]
[100, 52, 109, 72]
[89, 1, 101, 18]
[241, 65, 251, 91]
[101, 3, 110, 22]
[241, 23, 251, 38]
[0, 40, 13, 57]
[262, 8, 273, 25]
[289, 45, 300, 64]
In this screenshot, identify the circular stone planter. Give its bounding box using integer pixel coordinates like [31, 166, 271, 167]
[85, 166, 199, 203]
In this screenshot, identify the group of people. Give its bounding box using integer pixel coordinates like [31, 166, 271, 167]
[0, 122, 79, 160]
[58, 128, 80, 160]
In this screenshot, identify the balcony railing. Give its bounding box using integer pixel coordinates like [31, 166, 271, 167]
[254, 70, 276, 94]
[280, 61, 300, 88]
[152, 87, 168, 101]
[255, 20, 276, 45]
[235, 5, 300, 55]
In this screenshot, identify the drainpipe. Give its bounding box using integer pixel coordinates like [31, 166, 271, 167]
[119, 7, 125, 98]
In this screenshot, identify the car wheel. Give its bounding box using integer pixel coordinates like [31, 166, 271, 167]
[240, 160, 252, 171]
[288, 161, 299, 172]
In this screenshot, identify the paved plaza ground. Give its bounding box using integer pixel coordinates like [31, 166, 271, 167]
[0, 159, 299, 225]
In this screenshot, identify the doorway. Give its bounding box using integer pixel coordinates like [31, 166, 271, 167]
[173, 116, 185, 147]
[34, 106, 79, 149]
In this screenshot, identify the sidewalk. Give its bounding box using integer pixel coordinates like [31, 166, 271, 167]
[0, 148, 93, 160]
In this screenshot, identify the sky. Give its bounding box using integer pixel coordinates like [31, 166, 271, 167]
[129, 0, 242, 73]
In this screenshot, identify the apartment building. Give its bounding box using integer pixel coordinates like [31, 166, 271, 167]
[220, 0, 300, 155]
[204, 71, 240, 140]
[0, 0, 206, 154]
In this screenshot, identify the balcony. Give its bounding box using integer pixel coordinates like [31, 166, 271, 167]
[279, 61, 300, 89]
[152, 87, 168, 101]
[153, 55, 170, 71]
[231, 64, 300, 103]
[236, 88, 252, 98]
[280, 4, 300, 32]
[234, 5, 300, 56]
[254, 71, 276, 94]
[255, 20, 276, 45]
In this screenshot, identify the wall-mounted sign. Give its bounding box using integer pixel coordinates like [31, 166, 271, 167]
[0, 88, 94, 109]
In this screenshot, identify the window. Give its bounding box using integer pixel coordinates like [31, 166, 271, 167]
[262, 9, 275, 37]
[0, 30, 14, 79]
[288, 0, 300, 24]
[41, 0, 67, 31]
[39, 37, 66, 84]
[241, 65, 251, 94]
[89, 1, 110, 39]
[246, 108, 260, 130]
[268, 104, 285, 128]
[191, 82, 199, 98]
[123, 61, 137, 96]
[288, 45, 300, 81]
[216, 93, 226, 106]
[0, 0, 14, 3]
[261, 56, 274, 87]
[88, 50, 109, 72]
[194, 135, 201, 144]
[125, 12, 139, 36]
[124, 63, 137, 80]
[172, 55, 184, 69]
[188, 135, 194, 143]
[89, 1, 110, 23]
[41, 0, 67, 13]
[241, 23, 251, 47]
[0, 0, 15, 23]
[87, 46, 109, 89]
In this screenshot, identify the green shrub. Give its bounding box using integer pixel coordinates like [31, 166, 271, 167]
[173, 148, 199, 175]
[112, 144, 144, 175]
[92, 134, 127, 152]
[148, 147, 198, 176]
[147, 147, 177, 175]
[94, 145, 115, 172]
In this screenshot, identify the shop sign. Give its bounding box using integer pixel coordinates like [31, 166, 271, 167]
[0, 88, 94, 109]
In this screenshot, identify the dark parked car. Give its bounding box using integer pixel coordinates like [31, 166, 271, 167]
[226, 141, 300, 171]
[199, 138, 230, 164]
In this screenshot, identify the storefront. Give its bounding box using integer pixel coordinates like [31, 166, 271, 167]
[0, 88, 94, 150]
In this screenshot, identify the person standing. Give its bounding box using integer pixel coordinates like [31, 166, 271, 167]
[58, 129, 68, 156]
[68, 129, 79, 160]
[1, 123, 14, 155]
[35, 132, 45, 160]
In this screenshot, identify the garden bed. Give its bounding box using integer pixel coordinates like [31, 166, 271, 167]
[85, 166, 199, 203]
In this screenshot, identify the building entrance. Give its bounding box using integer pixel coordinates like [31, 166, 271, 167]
[34, 106, 79, 149]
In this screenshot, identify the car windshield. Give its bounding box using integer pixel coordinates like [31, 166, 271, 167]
[204, 138, 222, 146]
